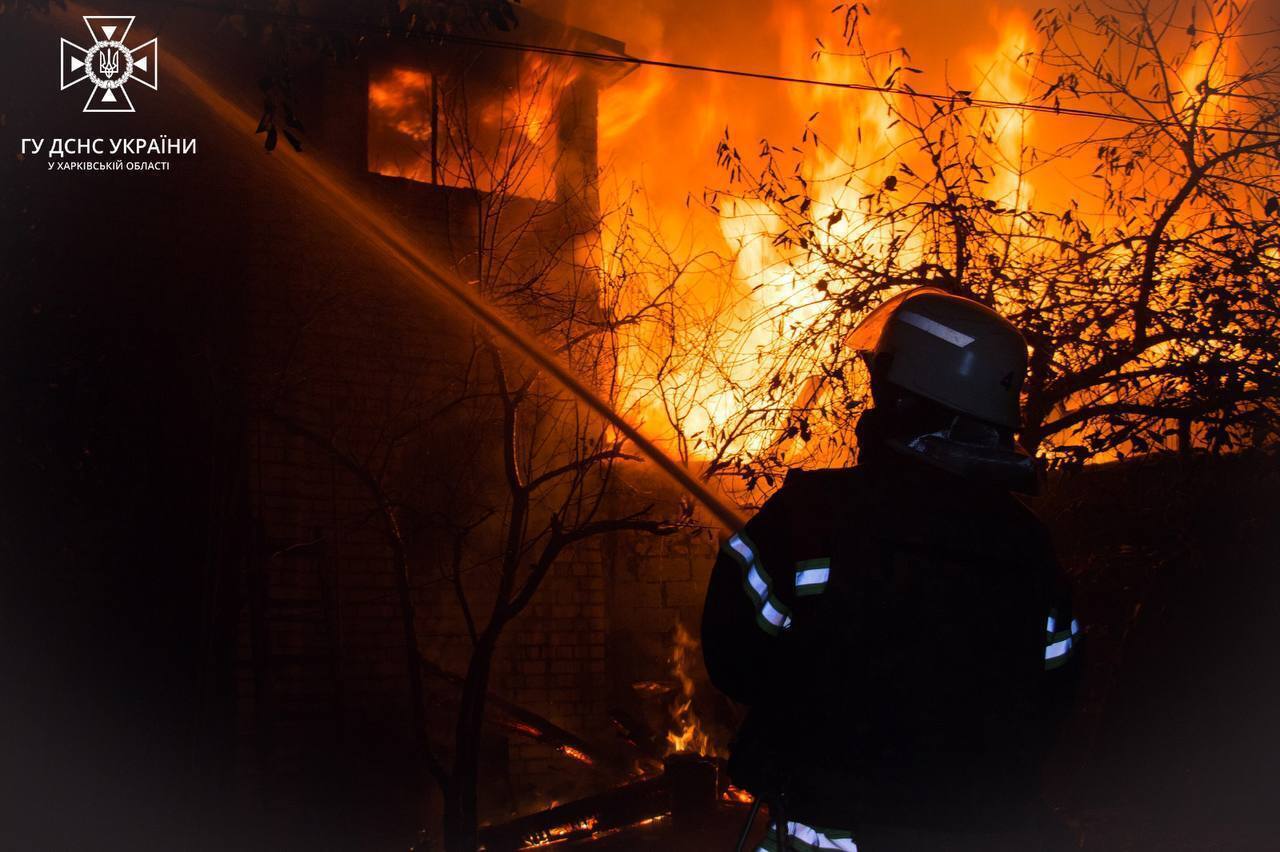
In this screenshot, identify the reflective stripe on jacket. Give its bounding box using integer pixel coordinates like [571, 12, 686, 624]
[701, 454, 1080, 832]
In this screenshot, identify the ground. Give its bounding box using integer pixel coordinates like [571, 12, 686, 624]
[514, 452, 1280, 851]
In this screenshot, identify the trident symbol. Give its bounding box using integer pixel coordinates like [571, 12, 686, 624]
[99, 48, 120, 78]
[61, 16, 160, 113]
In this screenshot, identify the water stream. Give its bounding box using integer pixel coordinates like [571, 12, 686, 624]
[163, 52, 747, 531]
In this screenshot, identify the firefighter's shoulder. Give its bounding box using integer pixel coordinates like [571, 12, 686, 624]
[782, 465, 864, 486]
[782, 464, 873, 494]
[1003, 488, 1054, 545]
[780, 465, 879, 513]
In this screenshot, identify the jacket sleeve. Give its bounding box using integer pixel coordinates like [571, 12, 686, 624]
[1042, 569, 1082, 706]
[700, 487, 794, 707]
[1044, 575, 1081, 673]
[1035, 551, 1083, 760]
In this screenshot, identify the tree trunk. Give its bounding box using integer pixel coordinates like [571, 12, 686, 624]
[443, 632, 499, 852]
[1019, 400, 1048, 457]
[381, 502, 437, 826]
[1177, 416, 1193, 458]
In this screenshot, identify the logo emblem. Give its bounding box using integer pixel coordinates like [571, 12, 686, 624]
[61, 16, 158, 113]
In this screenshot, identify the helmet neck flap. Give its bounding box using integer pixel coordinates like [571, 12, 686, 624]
[855, 403, 1039, 494]
[892, 423, 1039, 495]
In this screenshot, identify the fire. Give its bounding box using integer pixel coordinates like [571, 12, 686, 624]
[367, 68, 436, 183]
[702, 9, 1055, 457]
[510, 721, 542, 738]
[522, 817, 598, 848]
[597, 52, 670, 147]
[967, 13, 1037, 208]
[557, 0, 1267, 469]
[518, 814, 670, 848]
[664, 623, 718, 756]
[1175, 3, 1239, 124]
[557, 745, 595, 765]
[367, 52, 575, 200]
[577, 1, 1070, 465]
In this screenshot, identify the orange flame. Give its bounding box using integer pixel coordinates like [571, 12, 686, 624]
[367, 53, 575, 200]
[664, 623, 718, 756]
[522, 816, 599, 848]
[557, 744, 595, 765]
[571, 0, 1258, 467]
[583, 3, 1066, 463]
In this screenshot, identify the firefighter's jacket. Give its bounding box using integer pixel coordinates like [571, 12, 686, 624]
[701, 453, 1079, 834]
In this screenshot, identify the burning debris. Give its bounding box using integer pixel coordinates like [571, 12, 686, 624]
[616, 623, 733, 768]
[474, 626, 753, 849]
[558, 746, 595, 767]
[665, 623, 720, 757]
[608, 707, 666, 768]
[522, 816, 599, 848]
[420, 657, 601, 766]
[480, 753, 749, 850]
[7, 1, 1273, 850]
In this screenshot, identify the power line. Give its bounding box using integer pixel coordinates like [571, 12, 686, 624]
[443, 30, 1280, 137]
[138, 0, 1280, 139]
[1229, 25, 1280, 38]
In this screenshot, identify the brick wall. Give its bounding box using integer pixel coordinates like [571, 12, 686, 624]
[5, 4, 698, 845]
[227, 30, 725, 836]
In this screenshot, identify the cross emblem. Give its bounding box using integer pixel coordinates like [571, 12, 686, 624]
[60, 16, 158, 113]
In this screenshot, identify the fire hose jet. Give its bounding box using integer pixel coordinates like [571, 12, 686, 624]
[162, 48, 1082, 852]
[161, 52, 746, 534]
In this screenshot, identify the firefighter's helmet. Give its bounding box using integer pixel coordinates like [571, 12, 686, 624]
[848, 287, 1028, 429]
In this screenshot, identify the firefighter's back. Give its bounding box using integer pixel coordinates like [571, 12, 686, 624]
[702, 290, 1080, 849]
[727, 458, 1059, 835]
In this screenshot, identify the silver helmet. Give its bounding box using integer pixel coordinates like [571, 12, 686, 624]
[848, 287, 1029, 429]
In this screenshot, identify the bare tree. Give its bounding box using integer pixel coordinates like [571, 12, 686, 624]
[254, 45, 696, 852]
[685, 0, 1280, 488]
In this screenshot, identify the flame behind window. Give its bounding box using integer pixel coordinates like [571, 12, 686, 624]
[367, 59, 567, 202]
[368, 68, 436, 183]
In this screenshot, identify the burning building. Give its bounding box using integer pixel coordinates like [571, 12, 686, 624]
[217, 5, 735, 842]
[1, 2, 731, 848]
[5, 1, 1280, 851]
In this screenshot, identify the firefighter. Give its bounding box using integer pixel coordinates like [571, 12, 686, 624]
[702, 288, 1080, 852]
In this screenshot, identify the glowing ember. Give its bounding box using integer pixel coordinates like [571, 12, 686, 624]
[510, 721, 542, 738]
[522, 816, 599, 848]
[519, 814, 671, 848]
[631, 680, 674, 695]
[557, 745, 595, 765]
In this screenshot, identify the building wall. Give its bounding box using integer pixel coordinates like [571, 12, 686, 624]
[234, 25, 712, 839]
[2, 7, 710, 845]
